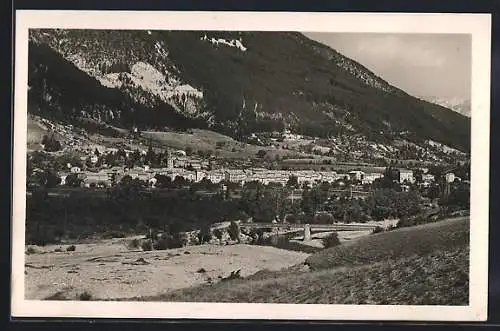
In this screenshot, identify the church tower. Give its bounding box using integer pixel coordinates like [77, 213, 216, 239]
[166, 150, 174, 170]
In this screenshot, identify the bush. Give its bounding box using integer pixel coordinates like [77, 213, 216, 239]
[154, 235, 185, 250]
[66, 245, 76, 252]
[26, 228, 59, 246]
[213, 229, 223, 240]
[26, 246, 38, 255]
[198, 227, 213, 244]
[78, 291, 92, 301]
[128, 238, 140, 250]
[322, 232, 340, 248]
[141, 240, 153, 251]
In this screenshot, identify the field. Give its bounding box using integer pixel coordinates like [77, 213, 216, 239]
[141, 129, 300, 159]
[125, 217, 469, 305]
[27, 116, 50, 150]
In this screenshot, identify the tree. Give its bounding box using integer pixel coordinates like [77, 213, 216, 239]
[322, 232, 340, 248]
[41, 135, 62, 152]
[198, 225, 212, 244]
[427, 184, 441, 200]
[213, 228, 223, 240]
[65, 173, 82, 187]
[44, 171, 61, 188]
[155, 174, 172, 188]
[286, 175, 299, 188]
[256, 150, 267, 158]
[228, 221, 241, 243]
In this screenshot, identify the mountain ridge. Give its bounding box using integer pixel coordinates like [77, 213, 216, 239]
[27, 29, 471, 152]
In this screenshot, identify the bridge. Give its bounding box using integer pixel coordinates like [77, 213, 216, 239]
[239, 222, 379, 241]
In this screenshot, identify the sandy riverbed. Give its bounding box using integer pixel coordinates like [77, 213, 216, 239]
[24, 239, 309, 301]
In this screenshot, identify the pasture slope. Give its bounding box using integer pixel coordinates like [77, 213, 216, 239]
[136, 217, 469, 305]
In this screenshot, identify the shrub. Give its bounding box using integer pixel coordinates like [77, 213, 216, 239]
[66, 245, 76, 252]
[141, 240, 153, 251]
[128, 238, 140, 250]
[322, 232, 340, 248]
[213, 229, 223, 240]
[78, 291, 92, 301]
[154, 234, 186, 250]
[26, 246, 38, 255]
[198, 227, 213, 244]
[26, 228, 59, 246]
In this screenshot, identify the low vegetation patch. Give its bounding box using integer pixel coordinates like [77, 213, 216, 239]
[78, 291, 92, 301]
[25, 246, 38, 255]
[321, 232, 340, 248]
[128, 238, 140, 250]
[141, 240, 153, 251]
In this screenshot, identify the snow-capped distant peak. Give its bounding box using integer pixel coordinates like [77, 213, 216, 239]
[418, 95, 471, 118]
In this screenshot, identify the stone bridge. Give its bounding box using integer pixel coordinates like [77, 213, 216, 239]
[239, 222, 379, 241]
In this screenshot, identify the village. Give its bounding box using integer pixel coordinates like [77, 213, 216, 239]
[30, 143, 460, 192]
[28, 114, 469, 194]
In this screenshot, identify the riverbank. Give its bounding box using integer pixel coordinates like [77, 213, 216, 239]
[24, 239, 309, 301]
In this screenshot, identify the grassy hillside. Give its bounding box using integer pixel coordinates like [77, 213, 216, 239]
[115, 217, 469, 305]
[141, 129, 301, 160]
[142, 247, 467, 305]
[306, 217, 469, 270]
[27, 116, 49, 148]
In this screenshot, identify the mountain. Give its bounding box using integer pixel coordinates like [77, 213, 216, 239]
[27, 29, 471, 152]
[417, 96, 471, 118]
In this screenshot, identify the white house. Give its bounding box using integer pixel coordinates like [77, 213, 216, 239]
[70, 166, 81, 174]
[422, 174, 435, 183]
[348, 170, 365, 182]
[362, 173, 384, 185]
[392, 168, 415, 184]
[206, 171, 225, 183]
[224, 170, 248, 184]
[445, 172, 456, 183]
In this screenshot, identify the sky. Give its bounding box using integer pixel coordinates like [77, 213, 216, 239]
[303, 33, 471, 101]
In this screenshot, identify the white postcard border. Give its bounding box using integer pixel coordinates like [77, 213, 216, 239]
[12, 10, 491, 321]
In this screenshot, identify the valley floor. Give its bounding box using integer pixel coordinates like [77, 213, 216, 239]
[24, 217, 469, 305]
[24, 240, 308, 301]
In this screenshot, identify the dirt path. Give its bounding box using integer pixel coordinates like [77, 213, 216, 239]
[24, 239, 309, 301]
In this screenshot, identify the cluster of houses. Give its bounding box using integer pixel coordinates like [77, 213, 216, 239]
[49, 136, 460, 191]
[58, 160, 393, 188]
